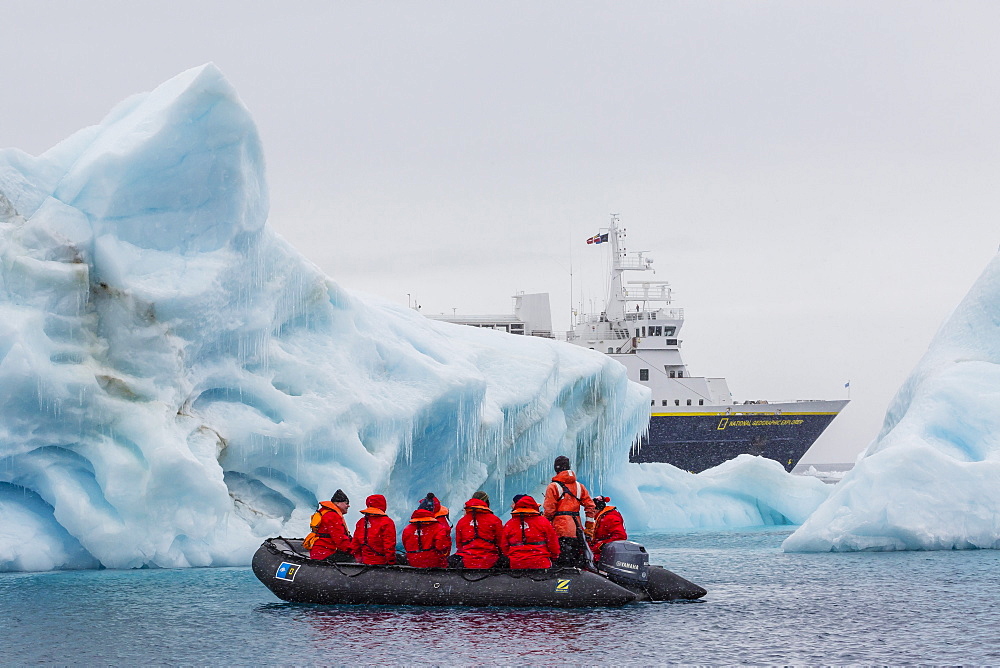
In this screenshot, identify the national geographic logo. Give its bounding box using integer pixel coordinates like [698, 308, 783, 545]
[717, 417, 805, 430]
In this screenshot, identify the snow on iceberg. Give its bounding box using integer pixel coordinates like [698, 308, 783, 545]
[0, 64, 650, 571]
[783, 253, 1000, 552]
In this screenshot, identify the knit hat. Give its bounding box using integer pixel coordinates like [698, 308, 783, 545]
[512, 493, 527, 505]
[331, 489, 349, 504]
[418, 493, 438, 513]
[472, 490, 490, 507]
[554, 456, 571, 473]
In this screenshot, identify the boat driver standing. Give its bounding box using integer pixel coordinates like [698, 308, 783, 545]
[543, 456, 597, 567]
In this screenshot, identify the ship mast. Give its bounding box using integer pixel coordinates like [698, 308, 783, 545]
[604, 213, 659, 323]
[605, 214, 627, 323]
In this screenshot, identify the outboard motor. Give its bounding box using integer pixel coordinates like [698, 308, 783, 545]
[595, 540, 649, 587]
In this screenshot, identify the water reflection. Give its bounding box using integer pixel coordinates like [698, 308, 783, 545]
[256, 601, 630, 660]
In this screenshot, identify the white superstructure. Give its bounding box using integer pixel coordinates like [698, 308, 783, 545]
[564, 214, 734, 408]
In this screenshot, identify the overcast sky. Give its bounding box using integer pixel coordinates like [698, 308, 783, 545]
[3, 1, 998, 464]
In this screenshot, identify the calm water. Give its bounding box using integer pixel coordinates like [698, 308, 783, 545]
[2, 528, 999, 665]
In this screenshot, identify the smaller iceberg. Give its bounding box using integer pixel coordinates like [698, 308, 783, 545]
[610, 455, 832, 531]
[784, 253, 1000, 552]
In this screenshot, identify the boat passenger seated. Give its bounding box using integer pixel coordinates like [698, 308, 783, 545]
[352, 494, 396, 565]
[402, 494, 451, 567]
[501, 495, 560, 569]
[304, 489, 354, 562]
[451, 495, 503, 568]
[587, 496, 627, 564]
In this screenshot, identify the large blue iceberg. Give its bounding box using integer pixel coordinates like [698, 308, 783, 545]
[0, 66, 831, 572]
[784, 253, 1000, 552]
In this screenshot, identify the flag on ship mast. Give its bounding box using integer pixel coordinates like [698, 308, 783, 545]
[586, 233, 609, 244]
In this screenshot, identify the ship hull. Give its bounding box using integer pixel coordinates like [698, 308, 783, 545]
[630, 400, 848, 472]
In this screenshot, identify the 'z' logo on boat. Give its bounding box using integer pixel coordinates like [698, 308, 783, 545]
[275, 562, 300, 581]
[717, 418, 729, 430]
[555, 579, 571, 593]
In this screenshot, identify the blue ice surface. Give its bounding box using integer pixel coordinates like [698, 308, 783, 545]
[1, 529, 999, 665]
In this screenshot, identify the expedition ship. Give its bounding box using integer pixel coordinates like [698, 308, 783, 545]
[430, 215, 847, 473]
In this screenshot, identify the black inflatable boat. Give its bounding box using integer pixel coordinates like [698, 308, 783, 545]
[253, 537, 706, 608]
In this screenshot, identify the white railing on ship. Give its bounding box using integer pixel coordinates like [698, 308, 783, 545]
[614, 258, 648, 270]
[623, 308, 684, 322]
[623, 285, 671, 301]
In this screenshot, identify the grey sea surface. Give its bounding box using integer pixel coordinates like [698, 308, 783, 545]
[2, 528, 998, 665]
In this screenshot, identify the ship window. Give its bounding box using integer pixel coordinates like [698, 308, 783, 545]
[639, 369, 649, 381]
[669, 370, 676, 378]
[665, 327, 676, 336]
[686, 399, 692, 406]
[699, 399, 704, 405]
[677, 371, 684, 378]
[642, 327, 647, 337]
[651, 326, 662, 336]
[674, 400, 680, 406]
[607, 347, 614, 354]
[661, 400, 668, 406]
[650, 400, 654, 406]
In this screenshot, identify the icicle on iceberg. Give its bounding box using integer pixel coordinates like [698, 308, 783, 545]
[784, 253, 1000, 552]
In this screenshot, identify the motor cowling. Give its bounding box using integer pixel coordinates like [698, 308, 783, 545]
[595, 540, 649, 585]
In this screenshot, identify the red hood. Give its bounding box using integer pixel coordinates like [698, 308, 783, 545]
[464, 498, 493, 513]
[513, 495, 541, 512]
[410, 508, 437, 523]
[365, 494, 387, 511]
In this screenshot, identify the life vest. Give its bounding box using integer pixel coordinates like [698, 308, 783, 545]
[303, 501, 343, 549]
[595, 505, 618, 522]
[507, 512, 547, 547]
[405, 519, 441, 555]
[458, 511, 499, 548]
[550, 480, 585, 522]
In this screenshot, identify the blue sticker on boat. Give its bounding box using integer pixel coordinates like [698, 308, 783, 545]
[555, 579, 570, 593]
[275, 562, 300, 581]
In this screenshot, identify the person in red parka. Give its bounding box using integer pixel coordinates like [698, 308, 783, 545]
[501, 494, 560, 569]
[402, 494, 451, 567]
[453, 496, 503, 568]
[352, 494, 396, 565]
[587, 495, 627, 563]
[305, 489, 353, 561]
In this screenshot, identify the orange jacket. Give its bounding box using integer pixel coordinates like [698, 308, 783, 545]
[542, 470, 597, 538]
